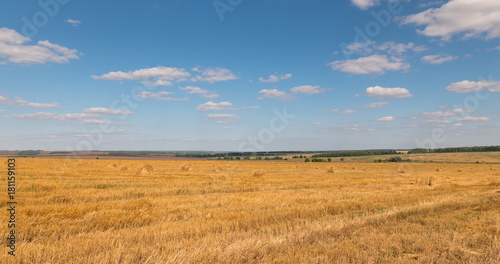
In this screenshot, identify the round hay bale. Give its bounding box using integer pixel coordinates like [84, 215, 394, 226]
[180, 164, 191, 172]
[252, 170, 266, 177]
[326, 166, 335, 173]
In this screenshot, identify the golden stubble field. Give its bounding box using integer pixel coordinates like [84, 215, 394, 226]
[1, 158, 499, 264]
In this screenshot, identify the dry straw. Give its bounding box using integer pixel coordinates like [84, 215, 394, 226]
[326, 166, 335, 173]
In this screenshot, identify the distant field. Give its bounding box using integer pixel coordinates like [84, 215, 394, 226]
[1, 158, 499, 263]
[328, 151, 500, 163]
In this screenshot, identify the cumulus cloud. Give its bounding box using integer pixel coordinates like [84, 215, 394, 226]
[258, 73, 292, 83]
[197, 101, 233, 111]
[377, 116, 395, 122]
[290, 85, 326, 94]
[0, 27, 79, 64]
[421, 54, 457, 64]
[0, 96, 59, 108]
[83, 107, 133, 115]
[257, 89, 292, 100]
[365, 86, 413, 98]
[206, 113, 238, 124]
[136, 91, 188, 101]
[93, 66, 191, 87]
[446, 80, 500, 93]
[363, 102, 389, 108]
[402, 0, 500, 40]
[329, 55, 410, 75]
[180, 86, 218, 98]
[191, 67, 238, 83]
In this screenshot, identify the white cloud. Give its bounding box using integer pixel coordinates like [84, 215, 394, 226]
[311, 122, 321, 125]
[377, 116, 394, 122]
[458, 116, 490, 122]
[0, 27, 79, 64]
[241, 106, 261, 110]
[402, 0, 500, 40]
[180, 86, 218, 98]
[489, 85, 500, 92]
[0, 96, 59, 108]
[329, 54, 410, 75]
[351, 0, 379, 10]
[258, 73, 292, 83]
[329, 109, 340, 112]
[342, 110, 357, 115]
[93, 67, 190, 86]
[197, 101, 233, 111]
[366, 86, 413, 98]
[421, 54, 457, 64]
[136, 91, 188, 101]
[422, 119, 451, 124]
[83, 107, 133, 115]
[340, 41, 427, 57]
[206, 113, 238, 124]
[374, 42, 426, 55]
[290, 85, 326, 94]
[83, 119, 124, 126]
[0, 109, 4, 113]
[422, 108, 474, 118]
[257, 89, 292, 100]
[446, 80, 500, 93]
[191, 67, 238, 83]
[363, 102, 389, 108]
[66, 19, 81, 26]
[493, 46, 500, 50]
[3, 112, 99, 121]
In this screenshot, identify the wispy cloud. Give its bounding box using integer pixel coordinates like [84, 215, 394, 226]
[258, 73, 292, 83]
[66, 19, 81, 26]
[421, 54, 457, 64]
[257, 89, 292, 100]
[290, 85, 326, 94]
[206, 113, 238, 124]
[197, 101, 233, 111]
[363, 102, 389, 108]
[83, 107, 134, 115]
[377, 116, 394, 122]
[3, 112, 99, 121]
[191, 67, 238, 83]
[180, 86, 218, 98]
[136, 91, 188, 101]
[0, 96, 59, 108]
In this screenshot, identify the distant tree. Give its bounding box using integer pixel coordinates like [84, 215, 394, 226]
[340, 157, 345, 161]
[327, 158, 332, 162]
[235, 156, 241, 160]
[304, 158, 310, 162]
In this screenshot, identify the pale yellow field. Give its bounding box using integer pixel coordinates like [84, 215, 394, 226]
[1, 158, 499, 263]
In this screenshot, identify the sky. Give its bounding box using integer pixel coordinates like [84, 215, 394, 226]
[0, 0, 499, 151]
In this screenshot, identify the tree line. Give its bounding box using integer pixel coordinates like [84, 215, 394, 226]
[408, 146, 500, 154]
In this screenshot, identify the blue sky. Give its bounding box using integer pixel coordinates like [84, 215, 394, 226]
[0, 0, 499, 151]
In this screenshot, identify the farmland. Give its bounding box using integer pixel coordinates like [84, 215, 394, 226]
[1, 157, 499, 263]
